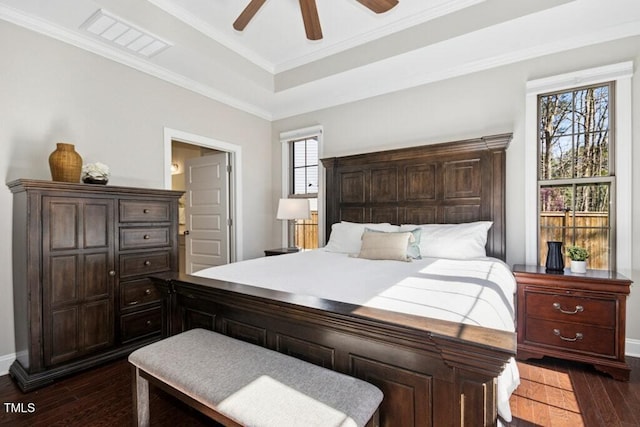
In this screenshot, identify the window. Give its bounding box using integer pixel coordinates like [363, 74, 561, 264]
[280, 126, 323, 250]
[537, 83, 614, 269]
[525, 62, 632, 275]
[289, 137, 319, 249]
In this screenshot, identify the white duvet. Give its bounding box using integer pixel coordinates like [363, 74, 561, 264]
[194, 249, 520, 422]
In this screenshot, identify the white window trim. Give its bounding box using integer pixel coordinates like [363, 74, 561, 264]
[280, 125, 324, 248]
[524, 62, 633, 276]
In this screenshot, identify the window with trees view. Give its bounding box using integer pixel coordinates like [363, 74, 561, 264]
[289, 136, 319, 249]
[538, 82, 615, 270]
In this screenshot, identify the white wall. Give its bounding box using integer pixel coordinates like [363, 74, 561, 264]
[0, 21, 273, 365]
[273, 36, 640, 351]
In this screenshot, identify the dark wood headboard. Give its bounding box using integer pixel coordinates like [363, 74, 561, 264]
[321, 133, 511, 260]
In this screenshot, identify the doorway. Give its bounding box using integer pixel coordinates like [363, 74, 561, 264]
[163, 128, 243, 272]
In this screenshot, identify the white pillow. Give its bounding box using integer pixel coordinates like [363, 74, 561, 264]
[399, 221, 492, 259]
[324, 221, 400, 254]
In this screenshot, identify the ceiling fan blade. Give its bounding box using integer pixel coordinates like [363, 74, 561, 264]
[355, 0, 399, 14]
[233, 0, 267, 31]
[299, 0, 323, 40]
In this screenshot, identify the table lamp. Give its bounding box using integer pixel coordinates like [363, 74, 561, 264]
[276, 198, 311, 249]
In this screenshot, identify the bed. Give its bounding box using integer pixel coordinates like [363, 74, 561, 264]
[152, 133, 517, 426]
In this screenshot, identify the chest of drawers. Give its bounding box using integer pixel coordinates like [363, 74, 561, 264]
[513, 264, 632, 381]
[8, 179, 182, 391]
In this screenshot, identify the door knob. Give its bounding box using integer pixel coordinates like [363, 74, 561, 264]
[184, 230, 190, 235]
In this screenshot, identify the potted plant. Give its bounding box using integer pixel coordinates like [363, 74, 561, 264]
[566, 245, 589, 273]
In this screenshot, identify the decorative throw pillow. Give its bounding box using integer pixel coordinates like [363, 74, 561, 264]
[356, 230, 415, 262]
[324, 222, 400, 254]
[365, 227, 422, 259]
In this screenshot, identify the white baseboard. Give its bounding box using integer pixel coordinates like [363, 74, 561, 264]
[0, 353, 16, 376]
[626, 338, 640, 358]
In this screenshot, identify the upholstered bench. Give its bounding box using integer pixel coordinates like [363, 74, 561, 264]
[129, 328, 383, 427]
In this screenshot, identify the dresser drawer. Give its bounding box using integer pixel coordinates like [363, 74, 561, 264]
[120, 200, 171, 222]
[119, 251, 171, 278]
[524, 317, 615, 357]
[524, 291, 615, 327]
[120, 307, 162, 343]
[120, 227, 170, 250]
[121, 278, 161, 309]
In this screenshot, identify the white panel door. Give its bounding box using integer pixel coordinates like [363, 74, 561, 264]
[184, 152, 229, 273]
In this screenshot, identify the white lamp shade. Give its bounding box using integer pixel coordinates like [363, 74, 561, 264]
[276, 198, 310, 220]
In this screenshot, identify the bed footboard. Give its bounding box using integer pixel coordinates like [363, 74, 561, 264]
[152, 273, 515, 427]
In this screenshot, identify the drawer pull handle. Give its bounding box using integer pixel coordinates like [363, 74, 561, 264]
[143, 209, 150, 214]
[146, 320, 152, 327]
[128, 301, 139, 306]
[144, 260, 151, 266]
[144, 289, 151, 295]
[552, 302, 584, 314]
[143, 234, 150, 240]
[553, 329, 583, 342]
[108, 270, 116, 277]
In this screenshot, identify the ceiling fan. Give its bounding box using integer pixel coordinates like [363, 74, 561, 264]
[233, 0, 399, 41]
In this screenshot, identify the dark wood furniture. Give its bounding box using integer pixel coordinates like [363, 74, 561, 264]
[152, 134, 515, 426]
[513, 264, 632, 381]
[7, 179, 182, 391]
[264, 247, 299, 256]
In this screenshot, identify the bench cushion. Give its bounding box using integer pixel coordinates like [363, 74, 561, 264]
[129, 329, 382, 427]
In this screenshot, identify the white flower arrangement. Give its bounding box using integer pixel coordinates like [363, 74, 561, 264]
[82, 162, 110, 179]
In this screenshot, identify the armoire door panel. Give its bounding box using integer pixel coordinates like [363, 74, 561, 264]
[47, 201, 79, 250]
[49, 307, 79, 365]
[82, 300, 113, 351]
[83, 252, 111, 300]
[49, 255, 79, 305]
[83, 202, 110, 248]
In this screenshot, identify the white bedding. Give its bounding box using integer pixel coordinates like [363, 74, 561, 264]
[194, 249, 520, 421]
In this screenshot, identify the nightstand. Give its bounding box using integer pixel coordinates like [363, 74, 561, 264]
[264, 247, 300, 256]
[513, 264, 632, 381]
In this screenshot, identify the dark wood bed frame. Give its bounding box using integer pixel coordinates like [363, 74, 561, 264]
[152, 133, 515, 426]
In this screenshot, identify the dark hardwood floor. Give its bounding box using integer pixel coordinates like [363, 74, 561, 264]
[1, 356, 638, 426]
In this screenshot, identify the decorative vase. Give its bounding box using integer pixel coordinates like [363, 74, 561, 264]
[545, 241, 564, 273]
[570, 260, 587, 274]
[49, 143, 82, 183]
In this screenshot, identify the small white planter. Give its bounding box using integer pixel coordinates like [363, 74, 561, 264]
[570, 260, 587, 274]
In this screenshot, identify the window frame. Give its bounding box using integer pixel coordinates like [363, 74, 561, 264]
[536, 81, 616, 269]
[524, 62, 632, 275]
[280, 126, 324, 248]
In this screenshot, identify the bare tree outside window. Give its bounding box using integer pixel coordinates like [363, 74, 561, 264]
[538, 83, 615, 269]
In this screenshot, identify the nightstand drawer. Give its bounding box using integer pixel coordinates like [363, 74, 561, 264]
[120, 227, 170, 250]
[119, 251, 171, 278]
[525, 317, 615, 357]
[121, 278, 161, 309]
[120, 200, 171, 222]
[525, 292, 616, 327]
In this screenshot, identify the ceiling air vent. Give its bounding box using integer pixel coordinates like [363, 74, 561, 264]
[80, 9, 172, 58]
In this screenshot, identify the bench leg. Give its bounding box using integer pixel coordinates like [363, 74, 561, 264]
[131, 366, 150, 427]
